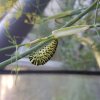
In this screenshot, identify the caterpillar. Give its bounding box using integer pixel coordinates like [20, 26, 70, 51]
[29, 39, 58, 65]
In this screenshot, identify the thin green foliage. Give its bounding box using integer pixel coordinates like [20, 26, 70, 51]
[0, 0, 100, 70]
[93, 0, 100, 39]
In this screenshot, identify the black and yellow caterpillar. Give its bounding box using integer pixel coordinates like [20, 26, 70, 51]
[29, 39, 58, 65]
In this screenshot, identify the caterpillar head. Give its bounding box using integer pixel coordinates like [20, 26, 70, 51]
[29, 39, 58, 65]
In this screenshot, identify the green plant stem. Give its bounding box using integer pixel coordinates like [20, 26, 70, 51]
[0, 44, 27, 53]
[63, 0, 98, 27]
[0, 35, 54, 69]
[43, 4, 100, 22]
[0, 36, 51, 53]
[0, 24, 100, 53]
[90, 24, 100, 28]
[43, 8, 85, 21]
[0, 1, 99, 69]
[94, 0, 99, 24]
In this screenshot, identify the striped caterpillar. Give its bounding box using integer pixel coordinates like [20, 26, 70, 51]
[29, 39, 58, 65]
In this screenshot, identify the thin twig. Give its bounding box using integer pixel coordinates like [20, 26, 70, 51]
[43, 2, 100, 22]
[93, 0, 100, 39]
[0, 35, 54, 69]
[94, 0, 99, 24]
[63, 0, 98, 27]
[0, 35, 52, 53]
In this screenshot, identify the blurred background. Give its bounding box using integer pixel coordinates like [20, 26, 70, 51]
[0, 0, 100, 70]
[0, 0, 100, 100]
